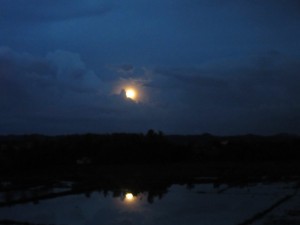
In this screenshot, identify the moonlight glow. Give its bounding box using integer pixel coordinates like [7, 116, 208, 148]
[125, 193, 134, 201]
[125, 89, 136, 100]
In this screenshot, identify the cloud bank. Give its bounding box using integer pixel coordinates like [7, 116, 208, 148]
[0, 47, 163, 134]
[1, 47, 299, 135]
[151, 52, 300, 134]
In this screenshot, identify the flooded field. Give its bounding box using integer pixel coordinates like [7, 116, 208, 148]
[0, 178, 299, 225]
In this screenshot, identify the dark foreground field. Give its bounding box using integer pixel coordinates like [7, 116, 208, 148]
[0, 132, 300, 224]
[1, 132, 300, 197]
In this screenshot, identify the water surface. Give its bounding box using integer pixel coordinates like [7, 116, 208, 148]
[0, 180, 299, 225]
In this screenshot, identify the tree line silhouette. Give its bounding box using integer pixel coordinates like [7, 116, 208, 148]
[0, 131, 300, 171]
[1, 131, 300, 209]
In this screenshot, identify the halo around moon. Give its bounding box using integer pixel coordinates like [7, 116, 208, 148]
[113, 78, 148, 103]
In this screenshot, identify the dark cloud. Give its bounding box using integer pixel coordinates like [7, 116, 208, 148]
[148, 52, 300, 134]
[0, 48, 166, 134]
[0, 47, 103, 131]
[0, 47, 99, 95]
[108, 64, 135, 77]
[155, 67, 228, 89]
[117, 64, 134, 73]
[1, 47, 299, 135]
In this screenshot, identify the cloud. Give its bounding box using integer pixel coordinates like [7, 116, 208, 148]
[147, 52, 300, 134]
[108, 64, 136, 78]
[45, 50, 102, 93]
[0, 47, 299, 135]
[0, 47, 100, 97]
[0, 47, 107, 133]
[0, 47, 166, 134]
[155, 52, 300, 97]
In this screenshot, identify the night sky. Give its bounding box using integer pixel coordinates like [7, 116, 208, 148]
[1, 0, 300, 135]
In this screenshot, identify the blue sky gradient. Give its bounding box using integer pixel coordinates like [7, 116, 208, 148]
[0, 0, 300, 134]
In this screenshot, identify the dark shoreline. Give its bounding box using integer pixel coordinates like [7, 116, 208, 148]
[1, 132, 300, 204]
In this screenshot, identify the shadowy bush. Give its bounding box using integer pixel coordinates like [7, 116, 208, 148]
[0, 132, 299, 171]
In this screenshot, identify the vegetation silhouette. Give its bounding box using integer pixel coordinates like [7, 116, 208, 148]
[1, 131, 300, 169]
[1, 130, 300, 208]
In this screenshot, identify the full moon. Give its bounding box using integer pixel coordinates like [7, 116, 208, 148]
[125, 89, 136, 100]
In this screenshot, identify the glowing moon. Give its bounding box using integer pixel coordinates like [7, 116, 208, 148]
[125, 89, 136, 100]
